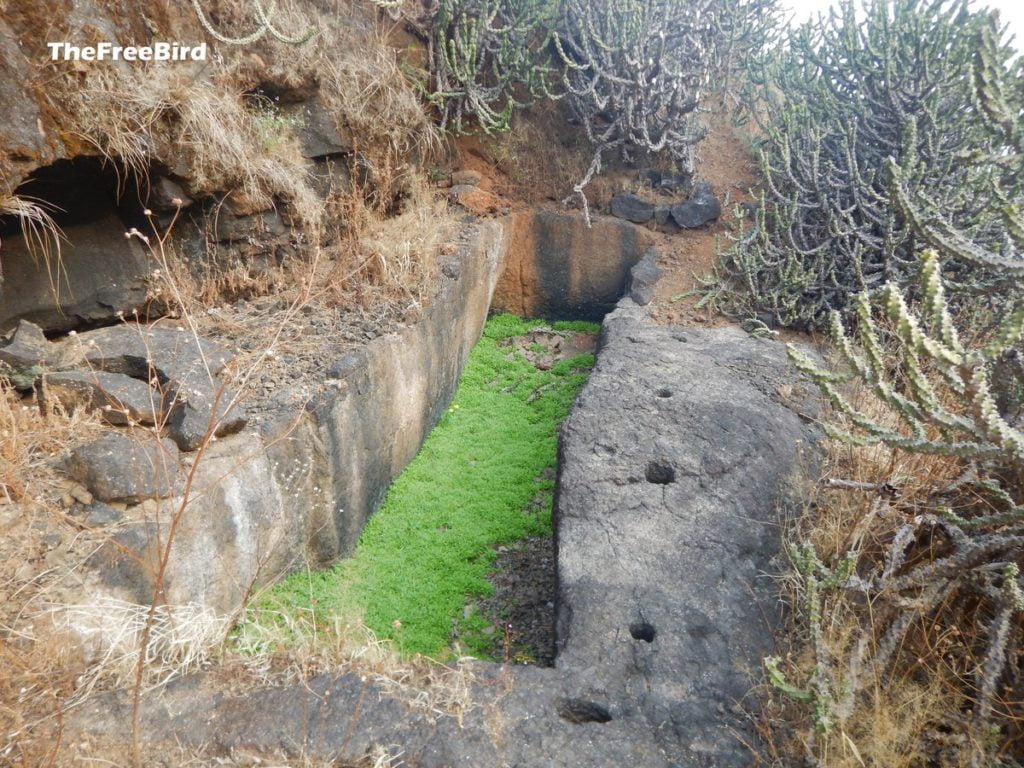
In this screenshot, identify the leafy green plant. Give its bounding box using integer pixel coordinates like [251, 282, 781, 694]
[715, 0, 1017, 330]
[249, 95, 302, 152]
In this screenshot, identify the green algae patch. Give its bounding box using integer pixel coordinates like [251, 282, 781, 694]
[244, 314, 597, 659]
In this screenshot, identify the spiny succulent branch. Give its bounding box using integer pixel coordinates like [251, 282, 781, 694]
[789, 251, 1024, 464]
[553, 0, 776, 216]
[784, 250, 1024, 742]
[887, 14, 1024, 284]
[420, 0, 561, 136]
[191, 0, 318, 46]
[553, 0, 711, 209]
[715, 0, 1014, 329]
[368, 0, 407, 20]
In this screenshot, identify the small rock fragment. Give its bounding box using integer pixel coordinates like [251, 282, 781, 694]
[67, 432, 180, 503]
[70, 501, 124, 527]
[670, 181, 722, 229]
[610, 193, 655, 224]
[628, 249, 663, 306]
[448, 185, 501, 215]
[451, 169, 483, 188]
[44, 370, 163, 426]
[0, 320, 64, 388]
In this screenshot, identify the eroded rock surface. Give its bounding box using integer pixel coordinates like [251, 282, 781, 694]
[491, 210, 654, 320]
[553, 301, 820, 764]
[67, 432, 180, 504]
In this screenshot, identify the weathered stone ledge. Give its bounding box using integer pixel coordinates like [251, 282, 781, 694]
[79, 218, 507, 614]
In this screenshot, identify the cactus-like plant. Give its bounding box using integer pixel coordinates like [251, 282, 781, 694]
[888, 16, 1024, 283]
[552, 0, 712, 213]
[552, 0, 776, 217]
[715, 0, 1017, 330]
[789, 250, 1024, 464]
[191, 0, 318, 45]
[787, 251, 1024, 744]
[424, 0, 561, 135]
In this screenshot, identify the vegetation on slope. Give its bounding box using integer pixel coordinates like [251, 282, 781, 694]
[239, 315, 597, 660]
[712, 0, 1021, 330]
[373, 0, 778, 209]
[744, 7, 1024, 765]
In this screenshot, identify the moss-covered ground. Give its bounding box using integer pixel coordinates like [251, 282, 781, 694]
[242, 314, 597, 659]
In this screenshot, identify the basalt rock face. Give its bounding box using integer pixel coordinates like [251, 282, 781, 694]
[491, 209, 654, 321]
[65, 293, 822, 768]
[67, 219, 507, 614]
[552, 302, 820, 764]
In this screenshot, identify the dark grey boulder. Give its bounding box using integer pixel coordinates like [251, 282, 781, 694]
[656, 170, 691, 195]
[166, 383, 247, 451]
[284, 95, 353, 159]
[610, 192, 655, 224]
[44, 370, 163, 425]
[147, 176, 194, 213]
[85, 521, 161, 604]
[653, 206, 682, 233]
[627, 248, 662, 305]
[67, 432, 180, 504]
[213, 209, 287, 243]
[72, 325, 245, 450]
[671, 181, 722, 229]
[75, 325, 233, 382]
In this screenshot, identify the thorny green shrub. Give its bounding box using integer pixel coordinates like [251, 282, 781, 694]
[373, 0, 777, 210]
[780, 252, 1024, 755]
[889, 17, 1024, 284]
[373, 0, 561, 135]
[553, 0, 778, 216]
[713, 0, 1020, 330]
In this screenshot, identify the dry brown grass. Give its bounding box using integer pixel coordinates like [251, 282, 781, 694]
[0, 383, 108, 766]
[230, 605, 478, 726]
[0, 194, 65, 303]
[765, 363, 1023, 766]
[64, 66, 323, 228]
[325, 176, 455, 313]
[50, 0, 444, 310]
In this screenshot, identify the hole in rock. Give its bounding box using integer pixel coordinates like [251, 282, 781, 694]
[656, 388, 673, 398]
[556, 698, 613, 724]
[645, 461, 676, 485]
[2, 157, 152, 236]
[629, 620, 656, 642]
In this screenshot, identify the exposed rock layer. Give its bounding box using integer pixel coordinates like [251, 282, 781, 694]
[491, 210, 654, 321]
[66, 290, 821, 767]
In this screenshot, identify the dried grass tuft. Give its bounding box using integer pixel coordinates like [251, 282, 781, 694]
[766, 350, 1024, 766]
